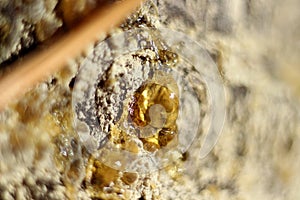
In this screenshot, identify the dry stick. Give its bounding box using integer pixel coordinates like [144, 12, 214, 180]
[0, 0, 143, 110]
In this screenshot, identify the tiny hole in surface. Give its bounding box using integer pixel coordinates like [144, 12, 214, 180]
[69, 77, 76, 89]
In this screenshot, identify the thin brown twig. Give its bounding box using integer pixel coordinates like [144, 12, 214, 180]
[0, 0, 143, 110]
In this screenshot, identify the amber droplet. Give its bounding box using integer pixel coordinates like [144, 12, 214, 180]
[128, 78, 179, 151]
[158, 127, 177, 147]
[121, 172, 138, 185]
[128, 83, 179, 129]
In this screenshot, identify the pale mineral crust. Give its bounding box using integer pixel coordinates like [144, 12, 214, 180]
[1, 0, 300, 200]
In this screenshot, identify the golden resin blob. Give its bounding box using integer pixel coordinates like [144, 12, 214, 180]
[128, 73, 179, 152]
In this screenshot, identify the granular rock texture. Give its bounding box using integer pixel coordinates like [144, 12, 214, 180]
[95, 52, 152, 136]
[0, 0, 62, 64]
[1, 0, 300, 200]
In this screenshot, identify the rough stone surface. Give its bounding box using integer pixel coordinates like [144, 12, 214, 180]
[1, 0, 300, 200]
[0, 0, 62, 64]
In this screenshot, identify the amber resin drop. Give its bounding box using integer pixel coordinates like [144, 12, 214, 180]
[128, 77, 179, 152]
